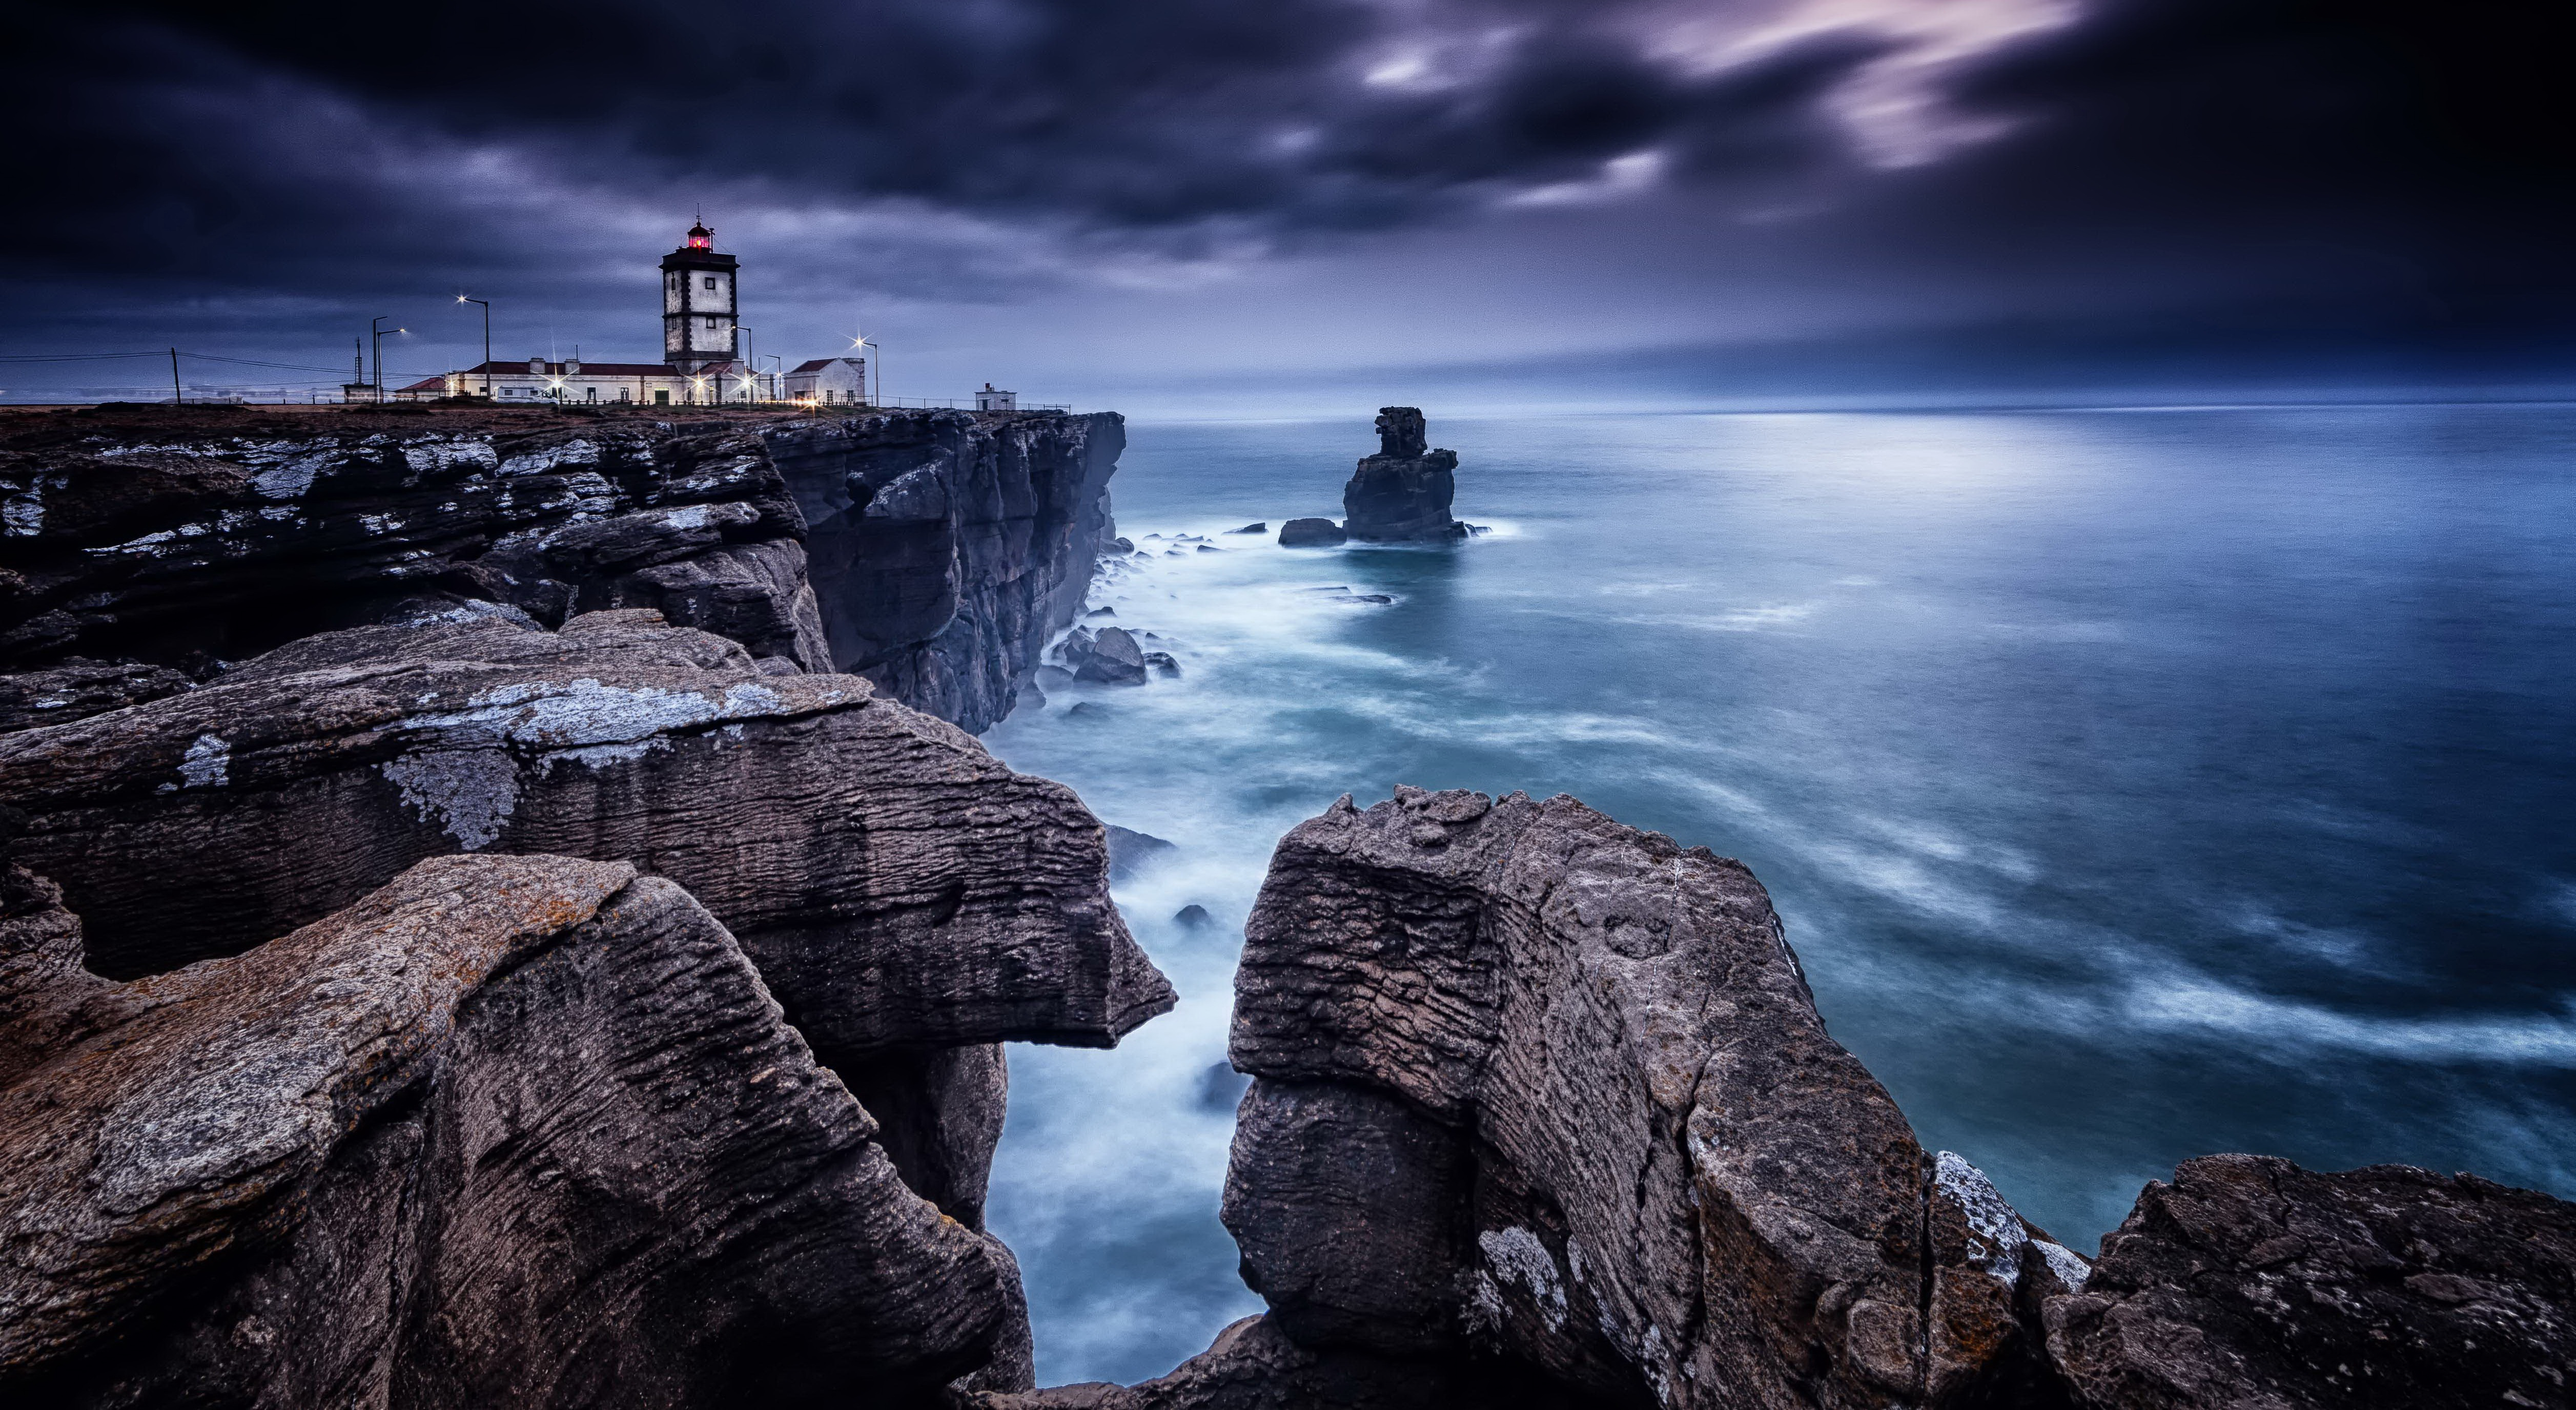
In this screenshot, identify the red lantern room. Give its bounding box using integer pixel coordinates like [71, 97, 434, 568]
[685, 222, 713, 250]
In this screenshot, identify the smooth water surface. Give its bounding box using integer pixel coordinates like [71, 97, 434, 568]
[980, 405, 2576, 1387]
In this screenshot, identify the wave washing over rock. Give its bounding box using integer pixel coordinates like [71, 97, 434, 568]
[2, 405, 2569, 1408]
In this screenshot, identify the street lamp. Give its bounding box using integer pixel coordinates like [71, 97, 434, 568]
[729, 325, 754, 402]
[850, 332, 883, 406]
[457, 295, 491, 397]
[370, 316, 405, 404]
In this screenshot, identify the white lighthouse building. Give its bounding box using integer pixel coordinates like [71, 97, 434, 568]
[403, 223, 899, 407]
[661, 222, 739, 373]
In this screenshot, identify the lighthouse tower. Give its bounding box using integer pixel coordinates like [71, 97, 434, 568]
[661, 222, 739, 373]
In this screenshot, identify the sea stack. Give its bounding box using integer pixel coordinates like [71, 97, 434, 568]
[1342, 407, 1465, 542]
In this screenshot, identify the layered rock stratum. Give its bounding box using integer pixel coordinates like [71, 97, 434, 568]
[1, 852, 1022, 1407]
[0, 402, 1118, 733]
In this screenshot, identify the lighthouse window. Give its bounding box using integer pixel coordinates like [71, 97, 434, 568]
[703, 276, 717, 291]
[705, 317, 719, 330]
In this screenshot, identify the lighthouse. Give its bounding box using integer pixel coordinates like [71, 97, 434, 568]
[661, 222, 739, 374]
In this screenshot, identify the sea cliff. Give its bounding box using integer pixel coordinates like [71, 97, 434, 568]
[0, 402, 1117, 733]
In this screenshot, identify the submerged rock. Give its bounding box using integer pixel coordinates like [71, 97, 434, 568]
[1076, 627, 1150, 685]
[1106, 825, 1178, 882]
[1278, 518, 1347, 548]
[1341, 409, 1465, 543]
[0, 853, 1021, 1407]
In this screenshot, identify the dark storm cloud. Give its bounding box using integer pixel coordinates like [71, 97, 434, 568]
[2, 0, 2568, 383]
[8, 0, 1880, 277]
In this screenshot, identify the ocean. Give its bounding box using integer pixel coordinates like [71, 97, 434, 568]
[977, 404, 2576, 1387]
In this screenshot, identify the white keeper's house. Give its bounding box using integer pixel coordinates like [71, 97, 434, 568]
[394, 222, 872, 407]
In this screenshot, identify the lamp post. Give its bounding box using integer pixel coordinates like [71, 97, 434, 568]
[370, 316, 404, 404]
[456, 295, 490, 397]
[850, 333, 882, 406]
[729, 325, 754, 402]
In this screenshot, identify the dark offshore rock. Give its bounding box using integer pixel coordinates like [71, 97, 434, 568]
[1229, 523, 1267, 534]
[0, 657, 194, 734]
[1078, 626, 1150, 685]
[766, 409, 1123, 732]
[1106, 825, 1178, 882]
[0, 853, 1020, 1407]
[0, 609, 1174, 1054]
[1222, 786, 2056, 1408]
[2044, 1155, 2576, 1409]
[0, 409, 832, 672]
[1278, 517, 1347, 547]
[1341, 409, 1464, 543]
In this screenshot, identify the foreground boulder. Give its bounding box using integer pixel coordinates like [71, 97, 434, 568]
[0, 609, 1172, 1058]
[1341, 409, 1463, 543]
[0, 853, 1017, 1407]
[1216, 786, 2075, 1407]
[2046, 1155, 2576, 1409]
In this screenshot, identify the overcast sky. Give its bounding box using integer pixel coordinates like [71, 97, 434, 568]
[4, 0, 2564, 411]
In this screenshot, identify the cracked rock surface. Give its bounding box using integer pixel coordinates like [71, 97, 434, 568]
[0, 852, 1017, 1407]
[0, 609, 1172, 1053]
[2045, 1154, 2576, 1409]
[1220, 786, 2023, 1407]
[0, 408, 831, 674]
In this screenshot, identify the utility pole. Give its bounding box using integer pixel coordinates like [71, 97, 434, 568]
[371, 316, 402, 404]
[169, 348, 181, 406]
[458, 295, 491, 396]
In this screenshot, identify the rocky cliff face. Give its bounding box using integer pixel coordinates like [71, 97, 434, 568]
[978, 787, 2576, 1410]
[0, 403, 1119, 733]
[0, 606, 1175, 1406]
[766, 409, 1123, 733]
[1342, 407, 1463, 543]
[1, 852, 1022, 1408]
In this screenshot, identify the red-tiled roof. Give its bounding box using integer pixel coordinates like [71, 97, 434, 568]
[787, 358, 860, 374]
[399, 376, 448, 392]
